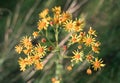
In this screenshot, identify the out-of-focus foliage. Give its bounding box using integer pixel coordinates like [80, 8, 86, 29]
[0, 0, 120, 83]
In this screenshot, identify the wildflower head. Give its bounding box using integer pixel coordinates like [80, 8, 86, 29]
[34, 61, 43, 70]
[35, 44, 47, 57]
[18, 58, 27, 71]
[66, 65, 72, 71]
[60, 12, 71, 22]
[71, 50, 84, 63]
[63, 20, 75, 32]
[86, 68, 92, 75]
[20, 36, 32, 48]
[39, 8, 49, 18]
[32, 31, 39, 38]
[83, 35, 96, 46]
[15, 45, 23, 54]
[52, 6, 61, 15]
[48, 46, 53, 51]
[78, 45, 82, 49]
[70, 34, 79, 44]
[92, 58, 105, 71]
[88, 27, 96, 36]
[86, 54, 94, 62]
[51, 77, 60, 83]
[37, 19, 49, 31]
[74, 18, 85, 32]
[41, 38, 46, 43]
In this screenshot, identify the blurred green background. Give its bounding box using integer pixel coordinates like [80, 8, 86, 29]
[0, 0, 120, 83]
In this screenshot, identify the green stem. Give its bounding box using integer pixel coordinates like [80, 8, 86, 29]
[55, 26, 59, 46]
[54, 26, 63, 82]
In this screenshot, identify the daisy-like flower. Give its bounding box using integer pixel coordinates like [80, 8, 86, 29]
[79, 32, 86, 37]
[15, 45, 23, 54]
[92, 58, 105, 71]
[71, 50, 84, 63]
[26, 56, 34, 66]
[53, 15, 61, 25]
[52, 6, 61, 15]
[34, 61, 43, 70]
[32, 55, 41, 62]
[39, 8, 49, 18]
[32, 31, 39, 38]
[18, 57, 27, 71]
[37, 19, 49, 31]
[86, 54, 94, 62]
[91, 41, 100, 53]
[35, 44, 47, 57]
[23, 47, 33, 55]
[63, 20, 75, 32]
[70, 34, 79, 43]
[94, 41, 101, 47]
[83, 35, 96, 46]
[88, 27, 97, 36]
[74, 18, 85, 32]
[77, 32, 86, 43]
[92, 45, 100, 53]
[20, 36, 32, 48]
[60, 12, 71, 23]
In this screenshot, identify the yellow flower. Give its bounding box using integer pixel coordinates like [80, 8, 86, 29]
[94, 41, 101, 47]
[78, 45, 82, 49]
[39, 8, 49, 18]
[63, 20, 75, 32]
[79, 32, 86, 37]
[15, 45, 23, 54]
[37, 19, 49, 31]
[51, 77, 60, 83]
[51, 77, 56, 83]
[74, 18, 85, 32]
[88, 27, 97, 36]
[70, 34, 79, 43]
[23, 47, 33, 55]
[32, 31, 39, 38]
[92, 58, 105, 71]
[52, 6, 61, 15]
[53, 15, 60, 25]
[26, 56, 34, 66]
[35, 44, 47, 57]
[66, 65, 72, 71]
[60, 12, 71, 23]
[20, 36, 32, 48]
[86, 54, 94, 62]
[18, 58, 27, 71]
[92, 45, 100, 53]
[83, 35, 95, 46]
[77, 32, 86, 43]
[34, 61, 43, 70]
[86, 68, 92, 75]
[71, 50, 84, 63]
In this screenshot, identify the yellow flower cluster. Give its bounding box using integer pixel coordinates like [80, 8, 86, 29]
[15, 36, 46, 71]
[70, 27, 105, 72]
[15, 6, 105, 74]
